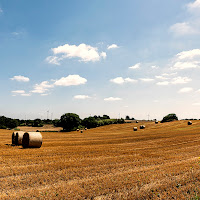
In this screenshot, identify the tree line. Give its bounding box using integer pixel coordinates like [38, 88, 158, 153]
[0, 113, 125, 131]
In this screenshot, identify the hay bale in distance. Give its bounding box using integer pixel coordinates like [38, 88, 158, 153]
[140, 125, 145, 129]
[22, 132, 43, 148]
[80, 130, 83, 133]
[155, 121, 158, 124]
[84, 128, 87, 130]
[15, 131, 25, 145]
[188, 121, 192, 125]
[136, 121, 139, 123]
[12, 132, 17, 145]
[76, 129, 80, 132]
[133, 127, 137, 131]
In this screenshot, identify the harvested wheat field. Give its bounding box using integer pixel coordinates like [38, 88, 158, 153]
[0, 120, 200, 199]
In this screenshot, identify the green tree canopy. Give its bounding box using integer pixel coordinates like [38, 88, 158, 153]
[161, 113, 178, 123]
[60, 113, 81, 131]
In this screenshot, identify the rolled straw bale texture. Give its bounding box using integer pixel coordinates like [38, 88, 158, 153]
[15, 131, 25, 145]
[188, 121, 192, 125]
[12, 132, 17, 145]
[155, 121, 158, 124]
[22, 132, 43, 148]
[133, 127, 137, 131]
[136, 121, 139, 123]
[140, 125, 145, 129]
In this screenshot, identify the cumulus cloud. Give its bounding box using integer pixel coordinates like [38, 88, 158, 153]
[171, 76, 192, 84]
[170, 1, 200, 36]
[12, 90, 25, 94]
[0, 8, 3, 13]
[110, 77, 137, 84]
[187, 0, 200, 11]
[129, 63, 141, 69]
[140, 78, 154, 82]
[171, 49, 200, 70]
[10, 75, 30, 82]
[170, 22, 197, 36]
[104, 97, 122, 101]
[46, 43, 106, 64]
[155, 75, 169, 80]
[156, 81, 170, 86]
[31, 81, 54, 94]
[46, 56, 61, 65]
[74, 95, 91, 99]
[107, 44, 119, 50]
[11, 90, 31, 97]
[151, 65, 159, 69]
[178, 87, 193, 93]
[54, 75, 87, 86]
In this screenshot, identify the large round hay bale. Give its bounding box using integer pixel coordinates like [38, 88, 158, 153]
[188, 121, 192, 125]
[15, 131, 25, 145]
[136, 121, 139, 123]
[76, 129, 79, 132]
[140, 125, 145, 129]
[133, 127, 137, 131]
[155, 121, 158, 124]
[22, 132, 43, 148]
[12, 132, 17, 145]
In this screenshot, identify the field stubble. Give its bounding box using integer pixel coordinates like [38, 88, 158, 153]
[0, 120, 200, 199]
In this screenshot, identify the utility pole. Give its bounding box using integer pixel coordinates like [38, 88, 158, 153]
[147, 114, 150, 121]
[47, 110, 49, 119]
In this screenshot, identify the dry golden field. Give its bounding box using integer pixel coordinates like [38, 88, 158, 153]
[0, 120, 200, 199]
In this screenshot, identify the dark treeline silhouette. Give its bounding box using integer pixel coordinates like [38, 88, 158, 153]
[0, 113, 125, 131]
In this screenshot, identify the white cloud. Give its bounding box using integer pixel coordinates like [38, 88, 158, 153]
[54, 75, 87, 86]
[129, 63, 141, 69]
[12, 90, 25, 94]
[156, 81, 170, 86]
[172, 61, 199, 70]
[162, 72, 177, 76]
[155, 75, 169, 80]
[110, 77, 137, 84]
[74, 95, 91, 99]
[178, 87, 193, 93]
[41, 93, 50, 96]
[187, 0, 200, 11]
[110, 77, 124, 84]
[31, 81, 54, 94]
[124, 78, 138, 83]
[151, 65, 159, 69]
[21, 93, 31, 97]
[107, 44, 119, 50]
[10, 75, 30, 82]
[169, 22, 197, 36]
[171, 76, 192, 84]
[104, 97, 122, 101]
[0, 8, 3, 13]
[171, 49, 200, 70]
[140, 78, 154, 82]
[47, 43, 106, 64]
[46, 56, 61, 65]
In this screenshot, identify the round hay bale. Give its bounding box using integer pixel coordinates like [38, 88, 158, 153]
[22, 132, 43, 148]
[84, 127, 87, 130]
[133, 127, 137, 131]
[80, 130, 83, 133]
[188, 121, 192, 125]
[136, 121, 139, 123]
[12, 132, 17, 145]
[155, 121, 158, 124]
[15, 131, 25, 145]
[140, 125, 145, 129]
[76, 129, 80, 132]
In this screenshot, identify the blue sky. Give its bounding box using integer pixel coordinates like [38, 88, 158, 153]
[1, 0, 200, 120]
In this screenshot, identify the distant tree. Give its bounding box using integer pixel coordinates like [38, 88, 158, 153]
[32, 118, 43, 127]
[53, 119, 61, 127]
[60, 113, 81, 131]
[82, 117, 98, 128]
[102, 115, 110, 119]
[125, 115, 130, 120]
[0, 116, 18, 129]
[161, 113, 178, 123]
